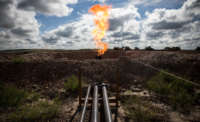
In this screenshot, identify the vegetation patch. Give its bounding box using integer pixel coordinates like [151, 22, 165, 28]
[122, 96, 167, 122]
[195, 46, 200, 51]
[26, 91, 41, 102]
[146, 72, 197, 112]
[145, 46, 154, 51]
[0, 83, 28, 109]
[12, 57, 25, 64]
[0, 83, 61, 121]
[64, 75, 80, 92]
[8, 100, 60, 122]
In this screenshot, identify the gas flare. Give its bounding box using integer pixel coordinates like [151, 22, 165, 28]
[89, 4, 111, 56]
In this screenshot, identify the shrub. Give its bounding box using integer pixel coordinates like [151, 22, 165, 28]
[12, 57, 25, 64]
[64, 75, 79, 92]
[164, 47, 181, 51]
[169, 88, 194, 110]
[124, 46, 131, 51]
[195, 46, 200, 51]
[145, 46, 154, 51]
[147, 78, 170, 96]
[26, 92, 41, 102]
[122, 96, 165, 122]
[134, 47, 140, 50]
[8, 100, 60, 122]
[0, 83, 28, 109]
[113, 47, 120, 50]
[146, 72, 196, 112]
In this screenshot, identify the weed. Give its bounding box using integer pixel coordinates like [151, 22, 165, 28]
[8, 99, 60, 122]
[0, 83, 60, 121]
[26, 92, 40, 102]
[12, 57, 25, 64]
[147, 72, 196, 112]
[122, 96, 165, 122]
[64, 75, 79, 92]
[0, 84, 28, 109]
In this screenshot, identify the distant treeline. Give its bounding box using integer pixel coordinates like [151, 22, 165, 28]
[113, 46, 200, 51]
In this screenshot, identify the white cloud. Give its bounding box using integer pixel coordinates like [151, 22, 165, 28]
[42, 13, 96, 49]
[0, 0, 200, 50]
[0, 0, 79, 50]
[41, 4, 142, 49]
[142, 0, 200, 49]
[41, 0, 200, 50]
[17, 0, 78, 17]
[0, 0, 42, 50]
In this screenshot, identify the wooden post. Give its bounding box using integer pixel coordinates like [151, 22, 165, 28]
[78, 68, 82, 107]
[114, 65, 121, 122]
[114, 85, 120, 122]
[116, 66, 121, 108]
[116, 86, 120, 108]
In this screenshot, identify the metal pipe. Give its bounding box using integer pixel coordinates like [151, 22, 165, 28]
[91, 85, 99, 122]
[78, 68, 82, 106]
[80, 85, 91, 122]
[102, 84, 112, 122]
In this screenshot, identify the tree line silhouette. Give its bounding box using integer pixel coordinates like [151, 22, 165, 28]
[113, 46, 200, 51]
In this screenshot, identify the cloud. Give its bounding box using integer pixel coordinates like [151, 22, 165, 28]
[0, 0, 200, 50]
[109, 18, 123, 31]
[43, 36, 59, 44]
[56, 27, 73, 37]
[41, 4, 141, 49]
[151, 20, 186, 30]
[112, 32, 140, 40]
[41, 13, 95, 49]
[146, 31, 164, 40]
[0, 0, 40, 39]
[17, 0, 78, 17]
[11, 27, 34, 37]
[0, 0, 78, 50]
[108, 4, 140, 31]
[129, 0, 162, 6]
[0, 0, 15, 28]
[142, 0, 200, 49]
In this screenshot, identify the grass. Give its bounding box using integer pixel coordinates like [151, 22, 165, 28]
[0, 83, 28, 109]
[26, 91, 41, 102]
[146, 72, 197, 112]
[8, 100, 60, 122]
[0, 83, 60, 121]
[64, 75, 79, 92]
[122, 96, 165, 122]
[12, 57, 25, 64]
[0, 82, 61, 121]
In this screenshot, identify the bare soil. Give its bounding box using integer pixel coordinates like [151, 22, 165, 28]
[0, 49, 200, 122]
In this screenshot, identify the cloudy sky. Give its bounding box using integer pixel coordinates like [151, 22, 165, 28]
[0, 0, 199, 50]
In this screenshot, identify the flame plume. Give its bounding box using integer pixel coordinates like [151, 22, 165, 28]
[89, 4, 111, 56]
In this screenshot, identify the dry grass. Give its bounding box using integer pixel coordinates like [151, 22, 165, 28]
[147, 72, 197, 113]
[122, 95, 167, 122]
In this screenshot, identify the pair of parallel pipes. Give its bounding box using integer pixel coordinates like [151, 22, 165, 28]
[80, 83, 112, 122]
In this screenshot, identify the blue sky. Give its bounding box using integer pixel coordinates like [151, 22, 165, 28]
[0, 0, 199, 50]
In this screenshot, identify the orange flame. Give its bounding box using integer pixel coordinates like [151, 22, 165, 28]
[89, 4, 111, 56]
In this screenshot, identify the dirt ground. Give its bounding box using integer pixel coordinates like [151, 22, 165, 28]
[0, 49, 200, 122]
[0, 49, 200, 83]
